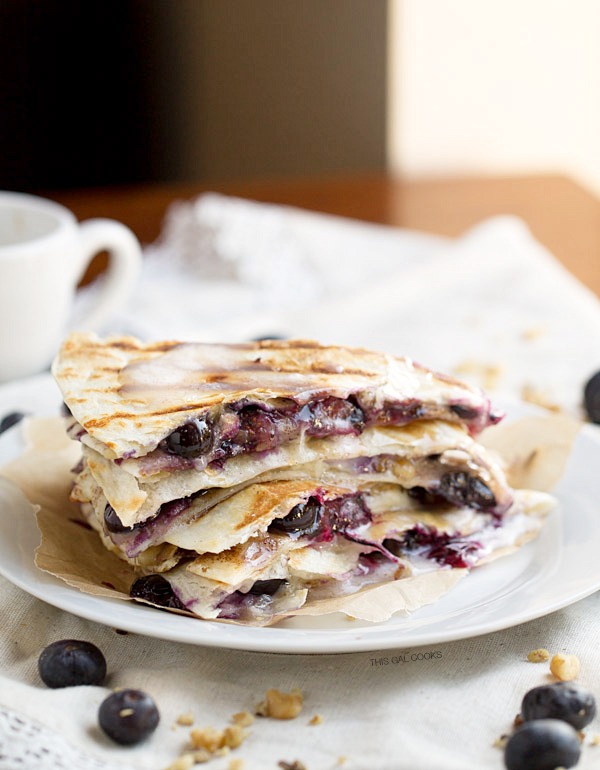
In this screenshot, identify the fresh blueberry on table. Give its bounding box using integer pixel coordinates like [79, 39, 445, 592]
[504, 719, 581, 770]
[38, 639, 107, 688]
[98, 689, 160, 745]
[522, 682, 596, 730]
[584, 371, 600, 423]
[0, 411, 26, 434]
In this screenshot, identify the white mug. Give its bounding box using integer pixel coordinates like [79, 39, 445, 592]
[0, 191, 142, 382]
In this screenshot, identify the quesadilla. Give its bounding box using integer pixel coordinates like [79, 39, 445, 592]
[52, 333, 555, 625]
[54, 333, 502, 528]
[74, 468, 552, 623]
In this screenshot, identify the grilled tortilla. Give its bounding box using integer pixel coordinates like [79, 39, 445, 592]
[76, 417, 512, 527]
[117, 484, 553, 624]
[53, 333, 500, 462]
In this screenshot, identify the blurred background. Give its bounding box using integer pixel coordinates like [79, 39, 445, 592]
[1, 0, 599, 196]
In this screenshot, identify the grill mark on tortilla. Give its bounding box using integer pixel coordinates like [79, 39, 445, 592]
[83, 401, 225, 428]
[103, 340, 181, 353]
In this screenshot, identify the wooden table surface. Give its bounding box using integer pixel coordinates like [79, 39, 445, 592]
[50, 174, 600, 295]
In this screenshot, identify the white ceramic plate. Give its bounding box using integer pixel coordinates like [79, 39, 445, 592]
[0, 374, 599, 654]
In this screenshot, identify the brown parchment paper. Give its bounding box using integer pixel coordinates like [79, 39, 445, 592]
[479, 412, 582, 492]
[0, 414, 580, 625]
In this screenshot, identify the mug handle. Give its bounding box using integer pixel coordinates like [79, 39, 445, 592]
[73, 219, 143, 331]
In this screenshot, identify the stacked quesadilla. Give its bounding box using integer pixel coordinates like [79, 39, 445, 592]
[53, 333, 553, 624]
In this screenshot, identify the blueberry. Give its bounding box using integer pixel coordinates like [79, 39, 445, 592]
[438, 471, 496, 510]
[522, 682, 596, 730]
[38, 639, 106, 688]
[504, 719, 581, 770]
[450, 404, 479, 420]
[104, 504, 133, 534]
[164, 418, 213, 458]
[301, 397, 365, 437]
[269, 497, 323, 536]
[0, 411, 25, 434]
[98, 689, 159, 745]
[235, 406, 278, 452]
[584, 371, 600, 423]
[130, 574, 187, 611]
[407, 486, 445, 506]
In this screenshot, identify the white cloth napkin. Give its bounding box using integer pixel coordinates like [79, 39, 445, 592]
[88, 194, 600, 417]
[2, 195, 600, 770]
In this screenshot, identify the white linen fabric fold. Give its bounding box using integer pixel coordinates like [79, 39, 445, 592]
[2, 195, 600, 769]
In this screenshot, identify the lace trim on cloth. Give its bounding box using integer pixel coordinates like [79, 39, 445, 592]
[0, 706, 135, 770]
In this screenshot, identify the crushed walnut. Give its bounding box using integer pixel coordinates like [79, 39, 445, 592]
[590, 734, 600, 746]
[256, 688, 304, 720]
[231, 711, 254, 727]
[308, 714, 323, 726]
[278, 762, 306, 770]
[191, 749, 211, 764]
[527, 648, 551, 663]
[190, 724, 249, 753]
[550, 653, 581, 681]
[165, 755, 195, 770]
[176, 712, 195, 727]
[228, 760, 245, 770]
[513, 713, 524, 728]
[493, 735, 509, 749]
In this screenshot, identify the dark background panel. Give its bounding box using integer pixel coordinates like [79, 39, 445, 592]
[0, 0, 387, 191]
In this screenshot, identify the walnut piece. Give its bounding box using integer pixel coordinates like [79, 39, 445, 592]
[256, 688, 304, 719]
[550, 653, 581, 681]
[308, 714, 323, 726]
[176, 712, 195, 727]
[527, 648, 551, 663]
[165, 755, 195, 770]
[190, 726, 223, 753]
[189, 723, 249, 755]
[231, 711, 255, 727]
